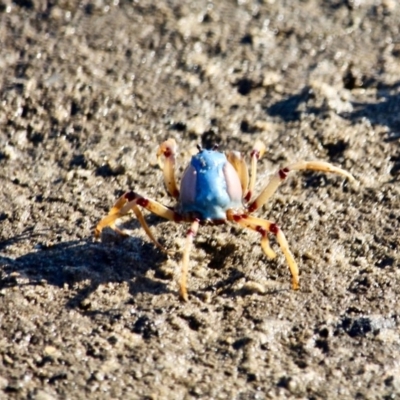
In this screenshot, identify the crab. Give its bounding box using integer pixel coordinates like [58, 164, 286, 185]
[95, 138, 355, 301]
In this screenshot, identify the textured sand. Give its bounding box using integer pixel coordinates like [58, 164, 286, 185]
[0, 1, 399, 399]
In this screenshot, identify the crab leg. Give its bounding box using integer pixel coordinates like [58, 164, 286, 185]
[157, 138, 180, 199]
[245, 140, 266, 203]
[248, 161, 355, 212]
[229, 212, 299, 290]
[95, 191, 179, 252]
[226, 151, 249, 194]
[180, 219, 200, 301]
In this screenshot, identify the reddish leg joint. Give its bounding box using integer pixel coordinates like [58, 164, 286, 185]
[186, 228, 196, 236]
[163, 148, 172, 158]
[256, 226, 267, 236]
[244, 191, 252, 202]
[136, 197, 149, 207]
[278, 167, 289, 180]
[251, 149, 260, 159]
[247, 202, 257, 213]
[125, 191, 136, 202]
[187, 218, 200, 236]
[233, 214, 248, 222]
[269, 223, 279, 235]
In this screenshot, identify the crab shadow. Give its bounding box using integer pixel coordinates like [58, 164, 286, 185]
[0, 228, 171, 309]
[0, 223, 292, 308]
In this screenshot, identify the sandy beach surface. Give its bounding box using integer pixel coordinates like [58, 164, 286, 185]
[0, 1, 399, 399]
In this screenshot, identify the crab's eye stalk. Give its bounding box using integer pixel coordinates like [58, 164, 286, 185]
[196, 144, 203, 153]
[212, 144, 219, 151]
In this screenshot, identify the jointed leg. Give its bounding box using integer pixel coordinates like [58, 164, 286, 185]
[157, 138, 180, 199]
[235, 219, 277, 259]
[226, 151, 249, 194]
[95, 191, 179, 252]
[180, 219, 200, 301]
[228, 212, 299, 290]
[248, 161, 355, 212]
[245, 140, 266, 202]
